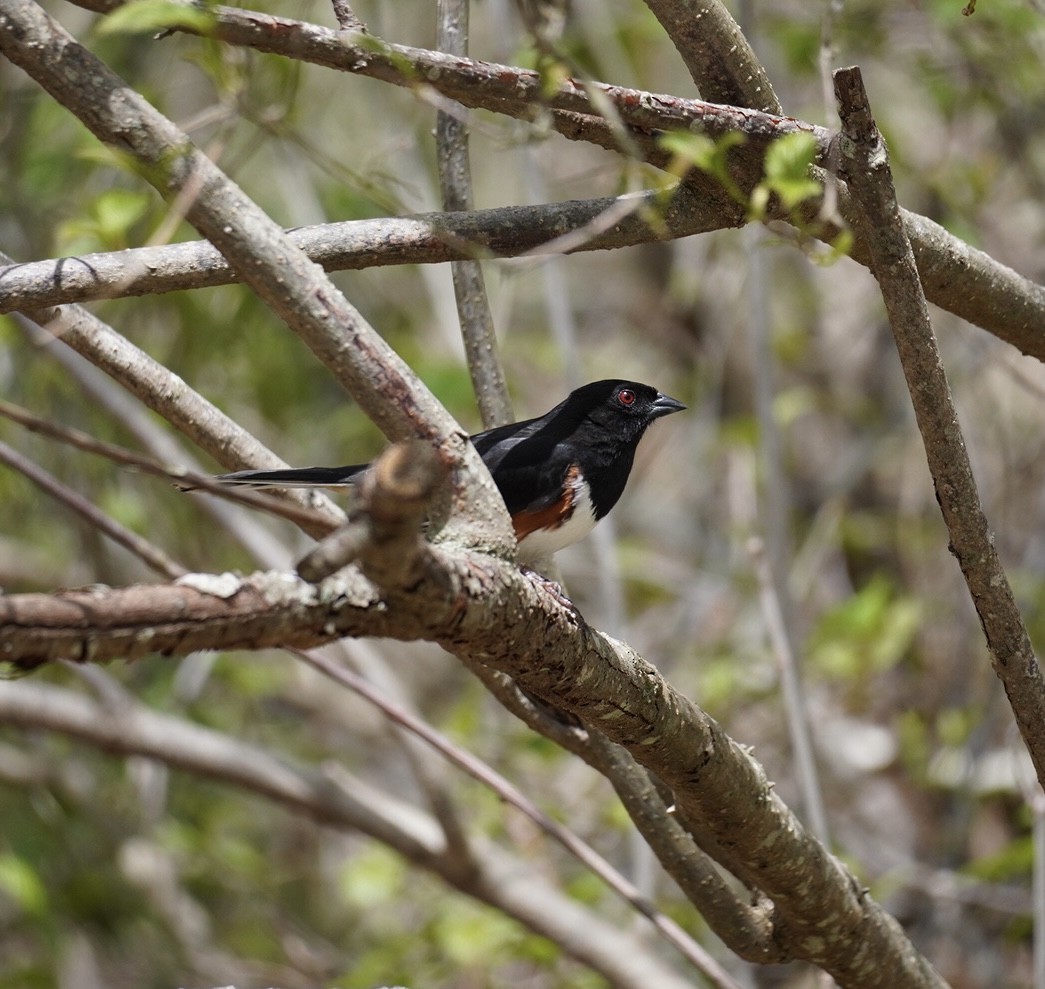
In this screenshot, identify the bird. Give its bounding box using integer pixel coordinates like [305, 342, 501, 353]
[214, 379, 686, 565]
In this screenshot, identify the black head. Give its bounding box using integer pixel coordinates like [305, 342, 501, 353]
[550, 380, 685, 520]
[563, 379, 686, 438]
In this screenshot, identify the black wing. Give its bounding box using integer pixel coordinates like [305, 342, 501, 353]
[472, 409, 577, 516]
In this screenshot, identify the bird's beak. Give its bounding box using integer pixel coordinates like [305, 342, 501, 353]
[651, 392, 687, 418]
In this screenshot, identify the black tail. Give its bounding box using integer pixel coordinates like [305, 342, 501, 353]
[215, 463, 368, 489]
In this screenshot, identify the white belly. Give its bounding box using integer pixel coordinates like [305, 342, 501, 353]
[515, 476, 597, 564]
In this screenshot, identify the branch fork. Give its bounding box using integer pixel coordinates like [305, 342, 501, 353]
[297, 441, 450, 584]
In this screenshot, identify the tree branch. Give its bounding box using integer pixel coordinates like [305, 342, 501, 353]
[643, 0, 781, 112]
[0, 678, 698, 989]
[149, 4, 828, 151]
[0, 534, 948, 987]
[0, 0, 513, 559]
[4, 8, 1045, 358]
[435, 0, 512, 430]
[0, 398, 339, 536]
[465, 660, 781, 963]
[0, 194, 728, 309]
[833, 65, 1045, 792]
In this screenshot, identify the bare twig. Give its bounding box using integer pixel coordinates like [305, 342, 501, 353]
[749, 537, 829, 843]
[0, 252, 346, 538]
[579, 731, 781, 963]
[0, 440, 188, 580]
[833, 65, 1045, 791]
[0, 399, 338, 535]
[295, 648, 745, 989]
[435, 0, 512, 429]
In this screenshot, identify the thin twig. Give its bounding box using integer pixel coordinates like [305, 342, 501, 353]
[748, 537, 829, 843]
[0, 399, 338, 535]
[0, 440, 188, 580]
[435, 0, 512, 429]
[293, 647, 746, 989]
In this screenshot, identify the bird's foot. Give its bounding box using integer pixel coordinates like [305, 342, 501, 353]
[520, 566, 585, 624]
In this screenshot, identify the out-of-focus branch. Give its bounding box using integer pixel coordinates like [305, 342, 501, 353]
[749, 536, 829, 842]
[0, 440, 188, 580]
[0, 679, 697, 989]
[296, 648, 744, 989]
[833, 65, 1045, 793]
[435, 0, 511, 430]
[166, 5, 829, 149]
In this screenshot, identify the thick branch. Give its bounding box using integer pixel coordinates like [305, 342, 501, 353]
[164, 5, 826, 151]
[0, 194, 730, 310]
[0, 543, 947, 988]
[4, 12, 1045, 358]
[834, 66, 1045, 791]
[643, 0, 781, 112]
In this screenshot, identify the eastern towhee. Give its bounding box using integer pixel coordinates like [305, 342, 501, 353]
[215, 379, 686, 564]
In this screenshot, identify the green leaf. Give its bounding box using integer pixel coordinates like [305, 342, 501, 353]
[0, 854, 49, 917]
[810, 574, 922, 679]
[764, 132, 818, 183]
[756, 132, 821, 213]
[57, 187, 154, 253]
[97, 0, 216, 37]
[659, 131, 719, 173]
[659, 131, 747, 203]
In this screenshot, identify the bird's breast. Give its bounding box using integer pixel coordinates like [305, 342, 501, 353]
[514, 470, 597, 564]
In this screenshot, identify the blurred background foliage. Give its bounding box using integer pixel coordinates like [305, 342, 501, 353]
[2, 0, 1045, 986]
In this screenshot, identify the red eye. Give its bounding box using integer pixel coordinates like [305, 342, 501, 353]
[617, 388, 636, 407]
